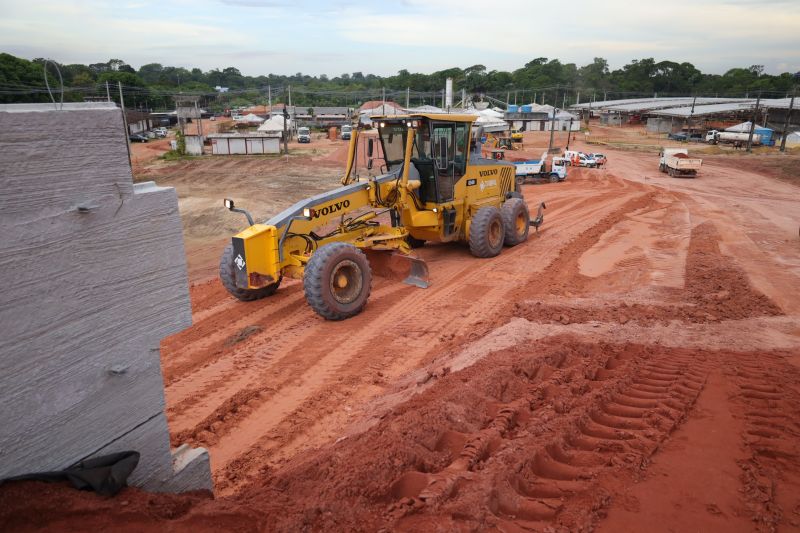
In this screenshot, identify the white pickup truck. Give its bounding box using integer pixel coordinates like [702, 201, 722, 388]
[659, 148, 702, 178]
[564, 150, 598, 168]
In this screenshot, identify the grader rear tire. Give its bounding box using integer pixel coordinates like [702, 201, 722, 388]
[219, 243, 281, 301]
[501, 198, 530, 247]
[304, 242, 372, 320]
[469, 206, 505, 258]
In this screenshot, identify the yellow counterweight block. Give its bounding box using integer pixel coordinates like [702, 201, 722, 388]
[231, 224, 281, 290]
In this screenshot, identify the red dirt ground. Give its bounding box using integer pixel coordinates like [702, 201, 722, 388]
[2, 125, 800, 532]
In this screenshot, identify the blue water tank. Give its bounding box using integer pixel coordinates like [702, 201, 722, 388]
[520, 105, 532, 113]
[755, 127, 774, 145]
[507, 105, 519, 113]
[754, 127, 773, 140]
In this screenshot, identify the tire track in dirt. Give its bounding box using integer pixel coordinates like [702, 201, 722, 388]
[217, 337, 712, 532]
[167, 279, 413, 438]
[723, 350, 800, 532]
[389, 342, 710, 530]
[515, 217, 783, 326]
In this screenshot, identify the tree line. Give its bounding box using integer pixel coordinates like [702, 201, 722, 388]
[1, 52, 797, 111]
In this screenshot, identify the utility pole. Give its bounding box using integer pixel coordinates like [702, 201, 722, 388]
[195, 99, 203, 143]
[547, 106, 556, 154]
[746, 92, 761, 153]
[105, 81, 111, 102]
[118, 81, 131, 164]
[780, 89, 796, 152]
[576, 91, 580, 105]
[288, 85, 294, 136]
[562, 91, 566, 109]
[382, 86, 386, 114]
[566, 118, 573, 149]
[268, 85, 271, 109]
[282, 106, 289, 155]
[514, 90, 517, 105]
[406, 87, 410, 108]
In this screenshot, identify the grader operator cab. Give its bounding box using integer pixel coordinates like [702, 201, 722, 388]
[220, 113, 545, 320]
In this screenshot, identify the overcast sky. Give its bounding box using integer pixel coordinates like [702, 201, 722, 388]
[1, 0, 799, 77]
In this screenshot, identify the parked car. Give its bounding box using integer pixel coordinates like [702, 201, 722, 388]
[563, 150, 598, 168]
[668, 132, 703, 142]
[297, 127, 311, 143]
[590, 153, 607, 166]
[129, 133, 148, 143]
[152, 127, 168, 138]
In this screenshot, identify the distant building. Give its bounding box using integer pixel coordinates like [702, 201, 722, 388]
[125, 110, 155, 134]
[505, 103, 579, 132]
[207, 132, 281, 155]
[269, 105, 353, 126]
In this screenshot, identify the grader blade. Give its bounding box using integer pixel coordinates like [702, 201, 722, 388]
[364, 250, 430, 288]
[399, 254, 430, 288]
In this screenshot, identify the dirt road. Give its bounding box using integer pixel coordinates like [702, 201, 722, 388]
[2, 133, 800, 532]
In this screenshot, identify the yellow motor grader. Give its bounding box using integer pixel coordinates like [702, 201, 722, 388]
[220, 113, 545, 320]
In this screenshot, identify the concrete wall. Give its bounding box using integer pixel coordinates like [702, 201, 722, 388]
[646, 117, 675, 133]
[0, 102, 212, 493]
[601, 113, 628, 126]
[184, 134, 204, 156]
[129, 119, 153, 135]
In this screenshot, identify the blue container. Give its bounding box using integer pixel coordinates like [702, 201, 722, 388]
[755, 127, 774, 146]
[754, 127, 773, 140]
[507, 105, 519, 113]
[520, 105, 532, 113]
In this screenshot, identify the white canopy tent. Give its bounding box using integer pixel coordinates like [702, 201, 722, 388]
[473, 108, 508, 133]
[237, 113, 264, 124]
[725, 121, 766, 132]
[257, 115, 292, 133]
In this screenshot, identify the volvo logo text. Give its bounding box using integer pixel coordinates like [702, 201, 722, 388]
[311, 199, 351, 218]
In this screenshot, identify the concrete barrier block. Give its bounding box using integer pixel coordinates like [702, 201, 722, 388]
[0, 103, 211, 493]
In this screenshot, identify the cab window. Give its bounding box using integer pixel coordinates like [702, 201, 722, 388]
[378, 123, 407, 166]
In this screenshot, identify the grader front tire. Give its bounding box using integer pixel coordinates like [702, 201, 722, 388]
[219, 243, 281, 301]
[469, 206, 505, 258]
[304, 242, 372, 320]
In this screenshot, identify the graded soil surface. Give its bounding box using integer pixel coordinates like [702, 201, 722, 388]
[2, 126, 800, 532]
